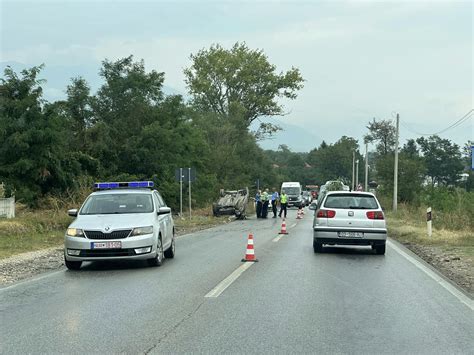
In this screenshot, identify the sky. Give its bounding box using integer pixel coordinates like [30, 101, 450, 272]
[1, 0, 472, 152]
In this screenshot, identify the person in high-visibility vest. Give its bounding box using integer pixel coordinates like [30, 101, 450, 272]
[261, 188, 270, 218]
[279, 191, 288, 218]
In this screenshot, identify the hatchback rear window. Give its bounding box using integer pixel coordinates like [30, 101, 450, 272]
[324, 194, 378, 209]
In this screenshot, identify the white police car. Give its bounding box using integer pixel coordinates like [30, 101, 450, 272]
[64, 181, 175, 270]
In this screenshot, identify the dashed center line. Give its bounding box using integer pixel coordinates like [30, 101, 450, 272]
[272, 235, 283, 243]
[289, 223, 297, 228]
[205, 262, 254, 298]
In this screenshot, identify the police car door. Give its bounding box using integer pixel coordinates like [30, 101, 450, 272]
[154, 191, 170, 248]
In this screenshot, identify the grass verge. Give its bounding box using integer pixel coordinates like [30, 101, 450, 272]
[0, 205, 232, 260]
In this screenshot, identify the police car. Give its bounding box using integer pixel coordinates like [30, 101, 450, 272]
[64, 181, 175, 270]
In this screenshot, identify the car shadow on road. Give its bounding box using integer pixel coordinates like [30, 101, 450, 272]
[317, 246, 380, 256]
[73, 259, 172, 272]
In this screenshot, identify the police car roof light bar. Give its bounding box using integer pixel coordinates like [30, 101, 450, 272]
[94, 181, 154, 190]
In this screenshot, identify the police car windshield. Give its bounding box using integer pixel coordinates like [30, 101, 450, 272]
[282, 187, 300, 195]
[81, 193, 154, 214]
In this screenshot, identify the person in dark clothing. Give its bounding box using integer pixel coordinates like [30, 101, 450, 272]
[271, 187, 279, 218]
[255, 190, 262, 218]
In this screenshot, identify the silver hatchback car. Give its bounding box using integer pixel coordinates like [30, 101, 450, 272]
[312, 191, 387, 254]
[64, 181, 175, 270]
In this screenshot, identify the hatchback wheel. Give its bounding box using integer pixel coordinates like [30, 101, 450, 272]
[148, 237, 164, 267]
[375, 243, 386, 255]
[164, 233, 175, 259]
[313, 241, 323, 253]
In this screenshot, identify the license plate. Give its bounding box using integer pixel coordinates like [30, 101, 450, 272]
[91, 241, 122, 249]
[338, 232, 363, 238]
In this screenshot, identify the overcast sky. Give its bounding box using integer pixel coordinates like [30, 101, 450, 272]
[1, 0, 472, 152]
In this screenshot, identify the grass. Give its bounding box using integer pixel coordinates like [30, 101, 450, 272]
[0, 207, 71, 259]
[385, 206, 474, 261]
[0, 205, 231, 260]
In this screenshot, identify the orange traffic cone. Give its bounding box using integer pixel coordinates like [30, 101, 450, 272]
[296, 209, 302, 219]
[279, 219, 289, 234]
[241, 234, 258, 262]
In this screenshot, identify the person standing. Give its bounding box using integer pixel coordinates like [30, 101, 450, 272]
[279, 190, 288, 218]
[271, 187, 279, 218]
[255, 190, 262, 218]
[261, 188, 270, 218]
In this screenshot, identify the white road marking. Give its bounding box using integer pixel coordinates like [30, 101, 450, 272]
[289, 223, 297, 228]
[387, 239, 474, 311]
[0, 269, 64, 292]
[272, 235, 283, 243]
[205, 262, 254, 298]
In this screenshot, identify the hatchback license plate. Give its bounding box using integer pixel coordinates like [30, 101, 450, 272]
[91, 241, 122, 249]
[338, 232, 363, 238]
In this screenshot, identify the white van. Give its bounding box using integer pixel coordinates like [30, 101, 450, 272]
[281, 182, 303, 208]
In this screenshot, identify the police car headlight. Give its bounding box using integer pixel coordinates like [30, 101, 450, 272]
[131, 226, 154, 236]
[66, 228, 84, 237]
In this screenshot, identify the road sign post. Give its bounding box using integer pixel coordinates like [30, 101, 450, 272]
[176, 168, 196, 220]
[427, 207, 432, 237]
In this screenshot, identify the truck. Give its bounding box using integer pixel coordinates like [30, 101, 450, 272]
[281, 182, 303, 208]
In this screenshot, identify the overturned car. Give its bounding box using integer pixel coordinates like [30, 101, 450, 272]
[212, 188, 249, 219]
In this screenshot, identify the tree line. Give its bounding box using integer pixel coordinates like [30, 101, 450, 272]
[0, 42, 472, 211]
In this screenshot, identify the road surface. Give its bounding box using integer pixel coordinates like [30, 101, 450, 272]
[1, 208, 473, 354]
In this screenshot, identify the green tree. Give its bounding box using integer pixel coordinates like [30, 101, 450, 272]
[416, 135, 463, 186]
[184, 42, 304, 139]
[366, 118, 396, 155]
[0, 66, 79, 204]
[306, 136, 362, 185]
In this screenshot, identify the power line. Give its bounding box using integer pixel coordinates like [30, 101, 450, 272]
[399, 109, 473, 136]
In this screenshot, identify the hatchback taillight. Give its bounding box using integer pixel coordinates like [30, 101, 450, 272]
[366, 211, 384, 220]
[317, 209, 336, 218]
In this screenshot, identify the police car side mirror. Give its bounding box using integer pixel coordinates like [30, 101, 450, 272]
[68, 209, 78, 217]
[157, 207, 171, 215]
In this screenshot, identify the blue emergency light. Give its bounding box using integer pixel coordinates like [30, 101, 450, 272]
[94, 181, 154, 190]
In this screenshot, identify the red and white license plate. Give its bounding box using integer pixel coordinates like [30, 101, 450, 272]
[91, 241, 122, 249]
[338, 232, 363, 238]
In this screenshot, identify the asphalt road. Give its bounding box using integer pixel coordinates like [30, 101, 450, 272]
[1, 208, 473, 354]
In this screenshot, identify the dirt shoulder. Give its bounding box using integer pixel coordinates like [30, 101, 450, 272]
[387, 217, 473, 297]
[400, 242, 473, 296]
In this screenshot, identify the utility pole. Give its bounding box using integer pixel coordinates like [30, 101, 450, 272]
[393, 113, 399, 212]
[355, 159, 359, 189]
[179, 168, 183, 217]
[352, 151, 355, 191]
[364, 142, 369, 191]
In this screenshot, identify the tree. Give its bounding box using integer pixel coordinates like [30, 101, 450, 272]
[306, 136, 362, 184]
[366, 118, 396, 155]
[0, 66, 79, 204]
[416, 135, 463, 186]
[184, 42, 304, 139]
[375, 137, 426, 203]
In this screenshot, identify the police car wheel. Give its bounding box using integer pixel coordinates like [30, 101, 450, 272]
[164, 233, 175, 259]
[65, 259, 82, 270]
[147, 237, 163, 267]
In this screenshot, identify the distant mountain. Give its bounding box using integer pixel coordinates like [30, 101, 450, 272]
[255, 119, 323, 153]
[0, 61, 184, 101]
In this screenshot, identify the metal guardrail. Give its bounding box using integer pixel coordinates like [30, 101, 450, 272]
[0, 197, 15, 218]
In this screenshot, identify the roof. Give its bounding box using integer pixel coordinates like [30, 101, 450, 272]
[91, 189, 154, 196]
